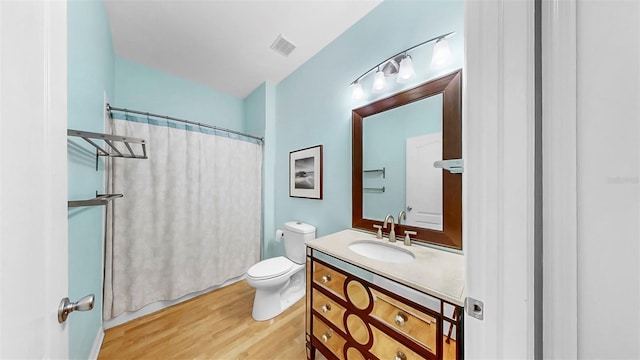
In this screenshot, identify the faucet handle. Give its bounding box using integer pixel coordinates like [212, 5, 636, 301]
[373, 224, 383, 239]
[403, 231, 417, 246]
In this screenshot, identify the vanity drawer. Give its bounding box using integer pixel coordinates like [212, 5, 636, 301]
[370, 289, 437, 354]
[370, 325, 427, 360]
[313, 262, 347, 299]
[312, 289, 346, 332]
[312, 315, 346, 360]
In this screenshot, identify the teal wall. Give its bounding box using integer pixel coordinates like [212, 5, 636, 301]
[67, 0, 114, 358]
[270, 0, 463, 256]
[244, 83, 267, 137]
[362, 94, 442, 220]
[243, 83, 277, 259]
[263, 84, 277, 258]
[114, 58, 244, 130]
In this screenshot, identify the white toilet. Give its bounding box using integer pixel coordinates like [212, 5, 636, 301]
[246, 221, 316, 321]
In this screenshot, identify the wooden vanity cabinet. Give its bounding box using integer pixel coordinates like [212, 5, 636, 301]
[306, 251, 463, 360]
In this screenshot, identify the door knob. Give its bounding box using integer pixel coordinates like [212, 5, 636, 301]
[58, 294, 94, 323]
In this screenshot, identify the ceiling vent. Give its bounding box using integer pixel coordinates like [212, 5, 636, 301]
[270, 34, 296, 57]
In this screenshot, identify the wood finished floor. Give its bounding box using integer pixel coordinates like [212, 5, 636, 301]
[99, 280, 307, 360]
[99, 280, 453, 360]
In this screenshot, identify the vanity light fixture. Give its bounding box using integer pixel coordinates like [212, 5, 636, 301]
[351, 81, 364, 100]
[397, 53, 416, 83]
[372, 67, 386, 93]
[349, 32, 455, 99]
[430, 38, 453, 69]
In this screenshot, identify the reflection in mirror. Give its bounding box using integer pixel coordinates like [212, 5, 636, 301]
[362, 94, 443, 231]
[352, 70, 461, 249]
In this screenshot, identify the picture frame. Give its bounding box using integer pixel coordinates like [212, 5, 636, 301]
[289, 145, 323, 199]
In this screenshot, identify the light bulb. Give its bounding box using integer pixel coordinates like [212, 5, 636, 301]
[351, 81, 363, 100]
[397, 55, 416, 83]
[372, 69, 386, 93]
[431, 38, 453, 69]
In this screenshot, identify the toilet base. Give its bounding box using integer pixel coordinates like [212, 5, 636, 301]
[251, 270, 305, 321]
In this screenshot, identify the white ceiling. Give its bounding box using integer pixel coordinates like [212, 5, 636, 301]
[104, 0, 382, 99]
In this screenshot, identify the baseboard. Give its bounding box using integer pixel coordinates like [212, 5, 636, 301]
[103, 275, 245, 329]
[89, 325, 104, 360]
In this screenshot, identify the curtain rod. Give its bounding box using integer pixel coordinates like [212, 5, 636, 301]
[106, 104, 264, 142]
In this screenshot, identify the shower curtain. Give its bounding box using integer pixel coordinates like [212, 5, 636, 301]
[103, 114, 262, 320]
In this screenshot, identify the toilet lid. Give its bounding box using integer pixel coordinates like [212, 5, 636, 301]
[247, 256, 293, 279]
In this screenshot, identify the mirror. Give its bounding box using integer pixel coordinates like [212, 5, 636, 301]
[352, 70, 462, 249]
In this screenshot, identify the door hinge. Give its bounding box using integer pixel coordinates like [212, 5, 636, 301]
[433, 159, 464, 174]
[465, 297, 484, 320]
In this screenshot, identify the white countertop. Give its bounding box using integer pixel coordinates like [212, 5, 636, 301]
[306, 229, 465, 306]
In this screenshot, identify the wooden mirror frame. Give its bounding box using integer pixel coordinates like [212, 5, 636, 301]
[352, 69, 462, 249]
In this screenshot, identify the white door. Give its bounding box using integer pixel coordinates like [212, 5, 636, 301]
[0, 1, 69, 358]
[405, 133, 443, 230]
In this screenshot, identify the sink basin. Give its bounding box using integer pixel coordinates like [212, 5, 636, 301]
[348, 240, 415, 263]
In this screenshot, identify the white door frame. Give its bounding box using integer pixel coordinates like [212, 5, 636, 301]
[542, 0, 578, 357]
[464, 0, 536, 357]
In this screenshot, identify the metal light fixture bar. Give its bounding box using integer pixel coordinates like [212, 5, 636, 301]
[349, 31, 455, 85]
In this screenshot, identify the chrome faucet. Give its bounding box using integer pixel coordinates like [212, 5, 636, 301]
[383, 214, 396, 242]
[397, 210, 406, 225]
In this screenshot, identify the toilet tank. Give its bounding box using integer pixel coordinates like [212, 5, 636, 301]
[283, 221, 316, 264]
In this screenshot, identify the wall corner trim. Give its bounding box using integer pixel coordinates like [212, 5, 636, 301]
[88, 325, 104, 360]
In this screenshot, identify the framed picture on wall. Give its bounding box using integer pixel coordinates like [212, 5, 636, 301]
[289, 145, 323, 199]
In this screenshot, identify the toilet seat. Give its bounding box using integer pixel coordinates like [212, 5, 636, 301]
[247, 256, 293, 280]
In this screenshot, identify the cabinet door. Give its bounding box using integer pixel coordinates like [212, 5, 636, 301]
[370, 288, 437, 355]
[312, 289, 346, 332]
[313, 262, 347, 299]
[369, 325, 428, 360]
[312, 315, 347, 360]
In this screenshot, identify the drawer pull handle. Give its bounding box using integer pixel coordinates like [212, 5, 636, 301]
[321, 304, 332, 313]
[321, 274, 332, 283]
[394, 312, 408, 327]
[394, 350, 407, 360]
[321, 330, 332, 343]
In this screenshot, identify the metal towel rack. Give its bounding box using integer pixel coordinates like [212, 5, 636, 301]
[67, 129, 145, 208]
[363, 186, 385, 193]
[68, 193, 123, 208]
[433, 159, 464, 174]
[67, 129, 147, 159]
[363, 167, 385, 179]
